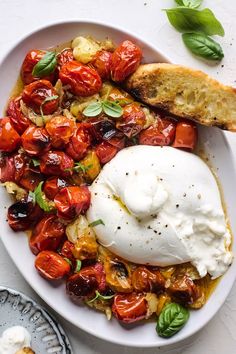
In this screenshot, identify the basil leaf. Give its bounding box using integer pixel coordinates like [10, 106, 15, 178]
[31, 158, 40, 167]
[157, 303, 190, 338]
[182, 32, 224, 60]
[32, 51, 57, 77]
[83, 102, 103, 117]
[88, 290, 114, 304]
[102, 101, 123, 118]
[74, 162, 93, 173]
[88, 219, 105, 227]
[175, 0, 202, 8]
[33, 181, 54, 212]
[75, 260, 82, 273]
[164, 7, 225, 37]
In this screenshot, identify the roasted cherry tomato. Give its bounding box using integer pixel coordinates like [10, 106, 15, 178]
[66, 123, 91, 161]
[60, 240, 75, 262]
[116, 103, 146, 138]
[54, 186, 90, 220]
[22, 80, 59, 115]
[21, 49, 56, 84]
[0, 118, 21, 152]
[7, 96, 30, 134]
[139, 118, 176, 146]
[18, 166, 44, 191]
[40, 151, 74, 177]
[111, 40, 142, 82]
[35, 250, 70, 280]
[91, 50, 112, 80]
[88, 117, 125, 148]
[172, 121, 198, 151]
[66, 262, 105, 300]
[95, 142, 118, 164]
[43, 177, 69, 200]
[7, 200, 43, 231]
[59, 60, 102, 97]
[21, 125, 51, 156]
[168, 275, 200, 305]
[132, 266, 165, 293]
[45, 115, 76, 149]
[57, 48, 74, 67]
[30, 215, 65, 255]
[112, 293, 147, 323]
[0, 155, 16, 182]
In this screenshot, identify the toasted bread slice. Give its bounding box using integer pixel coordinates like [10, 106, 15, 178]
[125, 63, 236, 131]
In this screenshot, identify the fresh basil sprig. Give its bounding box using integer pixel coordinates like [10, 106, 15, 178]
[156, 303, 190, 338]
[32, 51, 57, 77]
[164, 7, 224, 37]
[182, 32, 224, 60]
[75, 260, 82, 273]
[83, 100, 123, 119]
[31, 181, 54, 212]
[87, 290, 114, 304]
[88, 219, 105, 227]
[175, 0, 202, 8]
[31, 158, 40, 167]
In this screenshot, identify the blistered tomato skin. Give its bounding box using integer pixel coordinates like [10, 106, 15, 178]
[139, 118, 176, 146]
[22, 80, 59, 115]
[30, 215, 66, 255]
[35, 250, 70, 280]
[45, 115, 76, 149]
[21, 49, 56, 85]
[54, 186, 91, 220]
[7, 201, 43, 231]
[60, 240, 75, 262]
[66, 123, 91, 161]
[7, 96, 30, 134]
[40, 151, 74, 177]
[111, 40, 142, 82]
[172, 121, 198, 151]
[57, 48, 74, 68]
[112, 293, 147, 323]
[21, 125, 51, 156]
[132, 266, 165, 293]
[91, 50, 112, 80]
[117, 103, 146, 138]
[59, 60, 102, 97]
[0, 118, 21, 152]
[0, 155, 15, 183]
[18, 166, 44, 192]
[43, 177, 69, 200]
[95, 142, 118, 164]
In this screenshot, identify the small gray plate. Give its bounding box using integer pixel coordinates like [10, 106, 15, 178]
[0, 286, 72, 353]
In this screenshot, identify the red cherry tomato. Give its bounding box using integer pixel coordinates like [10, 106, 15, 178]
[66, 123, 91, 161]
[18, 166, 44, 191]
[66, 262, 105, 300]
[22, 80, 59, 115]
[60, 240, 75, 262]
[30, 215, 65, 255]
[21, 125, 51, 156]
[0, 117, 21, 152]
[132, 266, 165, 293]
[139, 118, 176, 146]
[43, 177, 69, 200]
[111, 40, 142, 82]
[59, 60, 102, 97]
[57, 48, 74, 67]
[0, 155, 16, 182]
[95, 142, 118, 164]
[35, 250, 70, 280]
[40, 151, 74, 177]
[21, 49, 56, 85]
[7, 201, 43, 231]
[45, 115, 76, 149]
[117, 103, 146, 138]
[7, 96, 30, 134]
[112, 293, 147, 323]
[169, 275, 200, 305]
[54, 186, 90, 220]
[91, 50, 112, 80]
[172, 121, 198, 151]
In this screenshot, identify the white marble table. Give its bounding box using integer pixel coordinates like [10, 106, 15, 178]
[0, 0, 236, 353]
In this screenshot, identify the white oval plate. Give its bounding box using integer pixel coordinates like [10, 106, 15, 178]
[0, 20, 236, 348]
